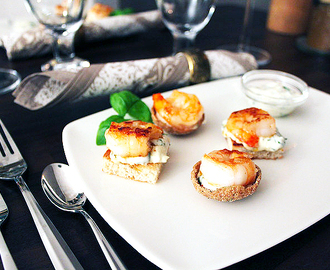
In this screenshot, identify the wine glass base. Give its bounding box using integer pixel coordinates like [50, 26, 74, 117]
[218, 44, 272, 66]
[41, 57, 90, 72]
[0, 68, 21, 95]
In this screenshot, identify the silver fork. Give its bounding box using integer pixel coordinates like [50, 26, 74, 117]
[0, 192, 17, 270]
[0, 119, 83, 270]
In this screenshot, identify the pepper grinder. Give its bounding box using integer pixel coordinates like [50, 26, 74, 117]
[266, 0, 313, 35]
[306, 0, 330, 52]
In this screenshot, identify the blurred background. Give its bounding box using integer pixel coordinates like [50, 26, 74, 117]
[2, 0, 328, 58]
[1, 0, 272, 21]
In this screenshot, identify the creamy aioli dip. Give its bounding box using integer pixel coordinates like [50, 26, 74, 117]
[243, 78, 306, 117]
[248, 79, 302, 98]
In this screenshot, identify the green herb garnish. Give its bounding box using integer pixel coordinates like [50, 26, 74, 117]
[110, 8, 134, 16]
[96, 91, 152, 145]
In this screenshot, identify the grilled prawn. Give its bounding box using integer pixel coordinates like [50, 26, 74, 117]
[226, 107, 276, 148]
[151, 90, 204, 135]
[222, 107, 286, 159]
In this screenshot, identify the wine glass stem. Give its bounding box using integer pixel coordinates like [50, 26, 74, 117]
[172, 32, 197, 54]
[238, 0, 255, 52]
[52, 31, 76, 63]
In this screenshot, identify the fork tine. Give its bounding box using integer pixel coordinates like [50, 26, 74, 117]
[0, 192, 8, 217]
[0, 122, 7, 158]
[0, 120, 16, 155]
[0, 139, 5, 157]
[0, 119, 24, 165]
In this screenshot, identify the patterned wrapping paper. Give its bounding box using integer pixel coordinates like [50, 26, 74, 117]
[12, 50, 257, 110]
[0, 10, 163, 60]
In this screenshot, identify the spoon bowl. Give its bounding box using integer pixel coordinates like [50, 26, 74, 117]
[41, 163, 127, 270]
[41, 164, 86, 212]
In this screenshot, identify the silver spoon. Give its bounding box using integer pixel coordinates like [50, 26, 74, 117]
[41, 163, 127, 270]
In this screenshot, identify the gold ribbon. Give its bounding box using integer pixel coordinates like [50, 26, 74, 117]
[180, 49, 211, 84]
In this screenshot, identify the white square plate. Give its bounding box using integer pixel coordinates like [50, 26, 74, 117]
[63, 77, 330, 270]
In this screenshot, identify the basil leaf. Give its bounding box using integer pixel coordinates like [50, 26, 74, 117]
[97, 90, 153, 146]
[111, 8, 134, 16]
[110, 91, 140, 116]
[128, 100, 153, 123]
[110, 93, 128, 116]
[96, 115, 126, 145]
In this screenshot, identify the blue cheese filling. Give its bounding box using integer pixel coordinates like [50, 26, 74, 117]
[222, 121, 286, 152]
[198, 175, 218, 190]
[110, 136, 170, 165]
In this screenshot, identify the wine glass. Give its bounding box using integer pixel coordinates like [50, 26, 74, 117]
[0, 68, 21, 95]
[25, 0, 90, 71]
[219, 0, 271, 66]
[156, 0, 216, 54]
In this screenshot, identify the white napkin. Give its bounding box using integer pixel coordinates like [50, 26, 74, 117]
[0, 10, 163, 60]
[12, 50, 257, 110]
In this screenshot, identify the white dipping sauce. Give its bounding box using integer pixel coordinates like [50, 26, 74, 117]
[248, 80, 301, 98]
[242, 70, 309, 118]
[244, 79, 303, 117]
